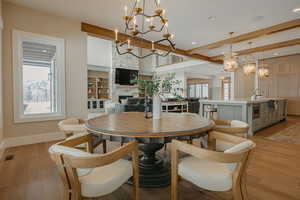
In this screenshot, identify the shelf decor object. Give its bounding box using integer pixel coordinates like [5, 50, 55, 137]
[223, 32, 239, 72]
[114, 0, 176, 59]
[243, 42, 256, 75]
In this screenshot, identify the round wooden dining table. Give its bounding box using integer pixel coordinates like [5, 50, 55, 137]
[86, 112, 214, 188]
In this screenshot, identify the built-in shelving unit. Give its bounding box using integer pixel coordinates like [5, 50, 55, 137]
[88, 70, 109, 112]
[162, 101, 189, 113]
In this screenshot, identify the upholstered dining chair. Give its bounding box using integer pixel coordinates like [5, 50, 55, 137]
[213, 120, 249, 152]
[171, 131, 255, 200]
[49, 133, 139, 200]
[58, 118, 107, 153]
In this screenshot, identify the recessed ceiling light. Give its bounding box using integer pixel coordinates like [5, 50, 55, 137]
[253, 16, 264, 22]
[192, 42, 197, 45]
[208, 16, 216, 21]
[293, 8, 300, 13]
[42, 50, 47, 53]
[273, 53, 279, 56]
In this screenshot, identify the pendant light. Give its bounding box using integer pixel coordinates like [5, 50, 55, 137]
[258, 52, 269, 78]
[243, 42, 256, 75]
[223, 32, 239, 72]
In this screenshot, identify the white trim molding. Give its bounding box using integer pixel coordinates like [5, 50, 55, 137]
[12, 30, 66, 123]
[4, 132, 65, 149]
[0, 132, 65, 159]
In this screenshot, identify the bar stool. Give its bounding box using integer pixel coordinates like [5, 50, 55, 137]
[204, 105, 217, 119]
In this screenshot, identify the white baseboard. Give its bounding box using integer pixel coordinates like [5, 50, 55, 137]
[3, 132, 65, 149]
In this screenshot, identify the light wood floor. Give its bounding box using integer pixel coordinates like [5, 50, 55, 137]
[1, 117, 300, 200]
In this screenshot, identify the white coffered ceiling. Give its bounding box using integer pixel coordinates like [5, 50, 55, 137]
[4, 0, 300, 59]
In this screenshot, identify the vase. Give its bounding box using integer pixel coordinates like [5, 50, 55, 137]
[144, 96, 151, 119]
[152, 96, 161, 120]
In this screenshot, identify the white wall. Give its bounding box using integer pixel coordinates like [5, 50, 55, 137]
[234, 67, 255, 99]
[87, 36, 112, 67]
[3, 3, 87, 138]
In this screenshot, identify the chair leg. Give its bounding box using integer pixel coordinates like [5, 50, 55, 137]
[132, 149, 139, 200]
[102, 140, 107, 154]
[63, 190, 70, 200]
[232, 183, 243, 200]
[171, 146, 178, 200]
[241, 176, 248, 200]
[71, 191, 82, 200]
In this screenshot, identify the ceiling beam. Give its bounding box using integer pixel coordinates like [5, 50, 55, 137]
[187, 18, 300, 54]
[211, 38, 300, 61]
[81, 23, 222, 64]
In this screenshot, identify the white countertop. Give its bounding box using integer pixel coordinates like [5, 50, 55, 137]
[199, 98, 286, 104]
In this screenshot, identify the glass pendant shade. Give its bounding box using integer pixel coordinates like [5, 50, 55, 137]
[224, 54, 239, 72]
[243, 62, 256, 75]
[258, 68, 269, 78]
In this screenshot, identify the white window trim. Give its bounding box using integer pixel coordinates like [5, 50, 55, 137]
[12, 30, 66, 123]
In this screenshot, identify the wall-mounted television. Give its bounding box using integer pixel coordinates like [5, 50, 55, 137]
[115, 68, 138, 85]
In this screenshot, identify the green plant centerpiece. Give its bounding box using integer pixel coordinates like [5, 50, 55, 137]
[136, 73, 183, 119]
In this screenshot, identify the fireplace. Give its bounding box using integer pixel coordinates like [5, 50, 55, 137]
[118, 95, 133, 103]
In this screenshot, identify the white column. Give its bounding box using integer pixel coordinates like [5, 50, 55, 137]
[230, 72, 236, 99]
[254, 59, 259, 91]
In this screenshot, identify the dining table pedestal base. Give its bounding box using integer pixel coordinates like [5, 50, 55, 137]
[138, 143, 170, 188]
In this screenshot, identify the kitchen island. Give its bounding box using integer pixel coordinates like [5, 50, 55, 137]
[199, 98, 288, 137]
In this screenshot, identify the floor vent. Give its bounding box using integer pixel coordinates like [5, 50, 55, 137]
[4, 154, 14, 161]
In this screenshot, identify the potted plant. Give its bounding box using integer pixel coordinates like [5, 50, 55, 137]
[137, 73, 182, 119]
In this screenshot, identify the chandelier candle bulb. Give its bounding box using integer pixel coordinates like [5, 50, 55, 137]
[128, 40, 131, 48]
[157, 0, 160, 8]
[114, 29, 118, 41]
[124, 6, 128, 16]
[165, 22, 168, 34]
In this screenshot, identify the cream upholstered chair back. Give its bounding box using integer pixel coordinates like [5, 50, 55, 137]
[213, 120, 249, 152]
[58, 118, 107, 153]
[58, 118, 87, 137]
[171, 131, 255, 200]
[49, 134, 139, 200]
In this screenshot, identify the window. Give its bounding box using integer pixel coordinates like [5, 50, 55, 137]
[13, 30, 65, 123]
[188, 83, 209, 99]
[222, 78, 231, 100]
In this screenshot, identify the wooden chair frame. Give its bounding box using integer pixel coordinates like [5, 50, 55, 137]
[171, 131, 255, 200]
[214, 120, 249, 136]
[50, 134, 139, 200]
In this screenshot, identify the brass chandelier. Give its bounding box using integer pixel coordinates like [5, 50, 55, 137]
[114, 0, 176, 59]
